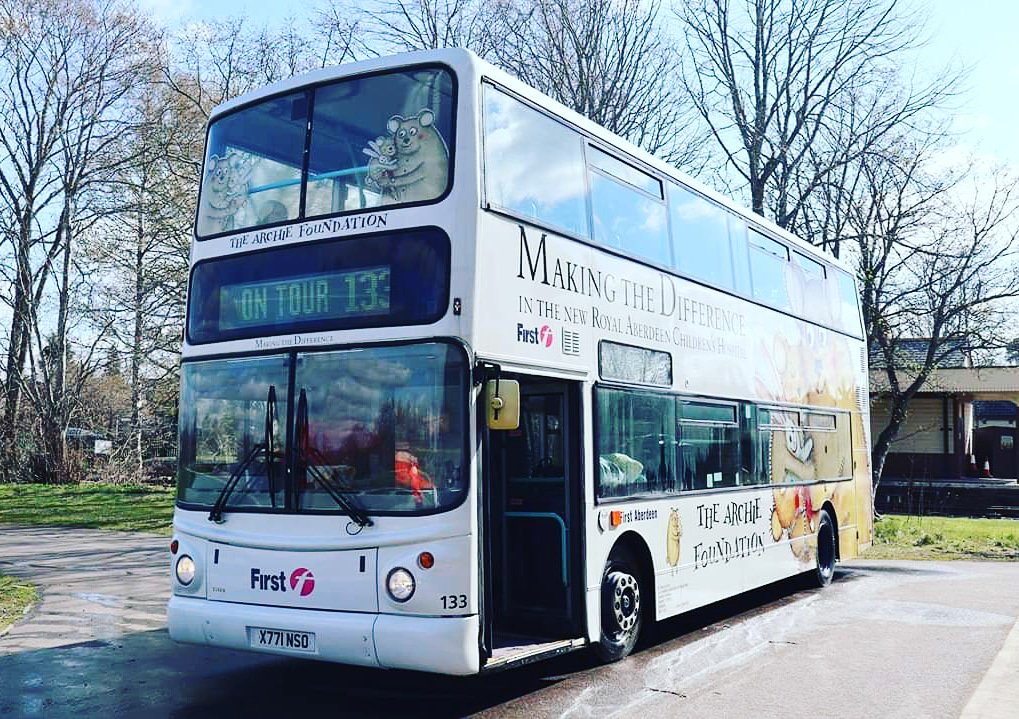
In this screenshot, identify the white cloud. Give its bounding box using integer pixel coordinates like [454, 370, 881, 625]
[135, 0, 195, 26]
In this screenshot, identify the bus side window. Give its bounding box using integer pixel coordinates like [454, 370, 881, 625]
[740, 403, 759, 485]
[806, 411, 850, 482]
[588, 146, 670, 266]
[483, 85, 589, 238]
[729, 218, 752, 295]
[835, 268, 864, 336]
[759, 408, 811, 484]
[748, 229, 791, 310]
[677, 400, 739, 490]
[668, 182, 735, 290]
[595, 388, 676, 499]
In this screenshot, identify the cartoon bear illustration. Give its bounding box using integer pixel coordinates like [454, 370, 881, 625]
[768, 420, 848, 563]
[666, 509, 682, 567]
[200, 150, 254, 233]
[770, 423, 813, 524]
[767, 421, 818, 564]
[363, 135, 400, 200]
[387, 109, 449, 203]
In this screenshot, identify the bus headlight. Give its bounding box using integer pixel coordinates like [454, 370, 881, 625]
[175, 555, 196, 586]
[386, 567, 415, 602]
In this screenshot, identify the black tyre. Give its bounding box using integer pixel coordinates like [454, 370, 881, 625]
[594, 549, 643, 663]
[814, 509, 836, 588]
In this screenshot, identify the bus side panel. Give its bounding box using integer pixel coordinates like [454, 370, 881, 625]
[472, 183, 869, 630]
[852, 445, 874, 555]
[587, 480, 854, 625]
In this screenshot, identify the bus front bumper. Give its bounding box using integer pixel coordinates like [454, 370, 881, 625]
[167, 595, 481, 675]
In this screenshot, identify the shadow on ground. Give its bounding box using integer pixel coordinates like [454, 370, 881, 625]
[0, 571, 838, 719]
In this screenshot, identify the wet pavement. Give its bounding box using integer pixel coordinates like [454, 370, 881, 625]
[0, 526, 167, 654]
[1, 524, 1018, 718]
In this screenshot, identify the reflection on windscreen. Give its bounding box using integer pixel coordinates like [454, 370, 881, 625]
[196, 67, 455, 238]
[178, 356, 290, 511]
[294, 344, 465, 513]
[177, 344, 466, 516]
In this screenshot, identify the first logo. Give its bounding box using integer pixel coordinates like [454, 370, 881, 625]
[289, 567, 316, 596]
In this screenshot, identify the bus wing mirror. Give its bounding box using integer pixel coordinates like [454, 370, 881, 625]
[485, 379, 520, 430]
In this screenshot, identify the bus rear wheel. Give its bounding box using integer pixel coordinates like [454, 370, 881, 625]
[813, 509, 836, 588]
[595, 550, 642, 662]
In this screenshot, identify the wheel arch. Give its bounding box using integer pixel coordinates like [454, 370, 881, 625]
[608, 530, 657, 622]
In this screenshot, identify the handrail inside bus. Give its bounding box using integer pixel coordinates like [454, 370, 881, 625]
[504, 511, 567, 586]
[247, 165, 369, 195]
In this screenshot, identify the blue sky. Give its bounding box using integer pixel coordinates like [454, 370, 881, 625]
[144, 0, 1019, 169]
[919, 1, 1019, 167]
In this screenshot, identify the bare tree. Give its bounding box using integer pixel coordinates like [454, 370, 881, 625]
[0, 0, 68, 472]
[491, 0, 701, 166]
[317, 0, 703, 167]
[84, 80, 192, 472]
[163, 15, 356, 120]
[161, 15, 356, 182]
[321, 0, 498, 58]
[680, 0, 954, 225]
[0, 0, 156, 481]
[161, 18, 274, 130]
[834, 137, 1019, 489]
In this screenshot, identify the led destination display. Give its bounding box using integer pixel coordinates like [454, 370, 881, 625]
[219, 267, 390, 330]
[186, 230, 449, 344]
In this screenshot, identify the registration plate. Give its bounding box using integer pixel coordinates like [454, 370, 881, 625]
[250, 627, 316, 653]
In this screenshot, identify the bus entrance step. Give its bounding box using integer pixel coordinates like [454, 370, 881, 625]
[485, 635, 586, 672]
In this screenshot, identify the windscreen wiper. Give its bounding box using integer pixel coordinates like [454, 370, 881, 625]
[265, 385, 278, 508]
[296, 388, 373, 529]
[209, 385, 278, 523]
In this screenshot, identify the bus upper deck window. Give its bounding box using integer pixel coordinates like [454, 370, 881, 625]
[197, 91, 308, 238]
[483, 84, 589, 239]
[668, 182, 735, 290]
[307, 68, 455, 216]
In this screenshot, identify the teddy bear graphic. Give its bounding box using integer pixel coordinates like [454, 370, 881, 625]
[767, 414, 850, 564]
[666, 508, 682, 568]
[769, 425, 819, 563]
[386, 108, 449, 203]
[200, 150, 254, 233]
[754, 329, 856, 564]
[363, 135, 400, 199]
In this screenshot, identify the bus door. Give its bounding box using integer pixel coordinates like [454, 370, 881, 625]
[483, 378, 584, 648]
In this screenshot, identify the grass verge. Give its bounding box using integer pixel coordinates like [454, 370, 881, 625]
[0, 573, 37, 634]
[0, 482, 174, 534]
[866, 514, 1019, 560]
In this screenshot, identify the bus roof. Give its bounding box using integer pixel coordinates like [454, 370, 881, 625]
[208, 47, 853, 277]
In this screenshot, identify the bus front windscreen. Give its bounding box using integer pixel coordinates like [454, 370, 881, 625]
[177, 343, 468, 516]
[195, 65, 455, 238]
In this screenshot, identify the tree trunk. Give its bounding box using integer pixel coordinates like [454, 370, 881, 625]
[47, 211, 74, 483]
[1, 230, 34, 479]
[131, 184, 146, 472]
[870, 396, 909, 504]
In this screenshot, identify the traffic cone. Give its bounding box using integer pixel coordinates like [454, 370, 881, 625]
[982, 459, 992, 478]
[969, 454, 977, 475]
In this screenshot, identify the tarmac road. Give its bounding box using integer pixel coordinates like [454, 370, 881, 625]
[1, 524, 1017, 718]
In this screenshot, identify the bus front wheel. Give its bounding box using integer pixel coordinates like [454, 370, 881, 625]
[813, 509, 836, 588]
[595, 550, 642, 662]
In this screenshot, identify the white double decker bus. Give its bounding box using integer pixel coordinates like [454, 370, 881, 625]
[168, 49, 873, 674]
